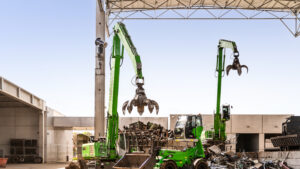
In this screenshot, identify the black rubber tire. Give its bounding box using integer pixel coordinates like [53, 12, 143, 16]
[194, 160, 208, 169]
[11, 156, 18, 163]
[34, 157, 43, 163]
[160, 160, 178, 169]
[18, 157, 25, 163]
[78, 160, 88, 169]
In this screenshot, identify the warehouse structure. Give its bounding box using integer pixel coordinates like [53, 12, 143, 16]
[0, 76, 168, 163]
[0, 77, 46, 162]
[0, 76, 74, 163]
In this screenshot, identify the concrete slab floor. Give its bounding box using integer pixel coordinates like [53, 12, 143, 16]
[5, 163, 68, 169]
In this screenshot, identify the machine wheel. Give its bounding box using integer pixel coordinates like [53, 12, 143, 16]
[194, 160, 208, 169]
[160, 160, 178, 169]
[18, 157, 25, 163]
[34, 157, 43, 163]
[78, 159, 88, 169]
[11, 156, 18, 163]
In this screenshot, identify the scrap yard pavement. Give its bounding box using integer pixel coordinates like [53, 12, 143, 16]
[5, 163, 67, 169]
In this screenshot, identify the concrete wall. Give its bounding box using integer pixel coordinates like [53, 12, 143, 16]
[229, 115, 291, 134]
[170, 114, 290, 133]
[170, 114, 292, 152]
[46, 108, 73, 163]
[0, 107, 42, 157]
[53, 117, 93, 128]
[229, 115, 290, 152]
[46, 129, 73, 163]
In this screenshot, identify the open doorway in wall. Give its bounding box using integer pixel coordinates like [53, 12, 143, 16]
[236, 134, 259, 152]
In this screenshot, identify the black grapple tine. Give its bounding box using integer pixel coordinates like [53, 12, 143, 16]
[147, 100, 154, 113]
[237, 65, 242, 76]
[137, 106, 144, 115]
[127, 100, 135, 114]
[150, 100, 159, 115]
[122, 101, 129, 115]
[226, 65, 233, 75]
[237, 66, 242, 76]
[241, 65, 248, 73]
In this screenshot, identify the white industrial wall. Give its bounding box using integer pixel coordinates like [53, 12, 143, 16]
[46, 129, 73, 162]
[170, 114, 291, 152]
[46, 108, 73, 163]
[0, 107, 42, 157]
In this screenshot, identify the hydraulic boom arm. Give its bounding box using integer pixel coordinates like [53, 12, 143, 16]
[113, 23, 143, 79]
[106, 22, 159, 159]
[214, 39, 248, 141]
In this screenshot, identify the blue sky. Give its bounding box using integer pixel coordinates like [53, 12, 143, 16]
[0, 0, 300, 117]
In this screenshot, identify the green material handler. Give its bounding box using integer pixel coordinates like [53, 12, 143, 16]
[213, 39, 248, 141]
[157, 115, 207, 169]
[81, 22, 159, 167]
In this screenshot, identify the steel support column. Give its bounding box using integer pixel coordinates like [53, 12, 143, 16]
[95, 0, 106, 139]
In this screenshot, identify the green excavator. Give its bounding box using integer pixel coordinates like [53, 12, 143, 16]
[81, 22, 159, 168]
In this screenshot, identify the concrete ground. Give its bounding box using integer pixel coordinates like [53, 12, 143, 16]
[4, 163, 68, 169]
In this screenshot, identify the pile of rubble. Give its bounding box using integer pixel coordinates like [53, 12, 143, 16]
[65, 162, 80, 169]
[120, 121, 172, 153]
[206, 145, 293, 169]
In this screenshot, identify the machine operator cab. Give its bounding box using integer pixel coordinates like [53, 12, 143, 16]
[222, 104, 231, 121]
[204, 104, 231, 140]
[174, 114, 203, 139]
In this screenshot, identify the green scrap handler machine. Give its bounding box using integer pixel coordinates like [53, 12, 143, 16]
[81, 22, 159, 168]
[206, 40, 248, 143]
[155, 114, 207, 169]
[154, 40, 248, 169]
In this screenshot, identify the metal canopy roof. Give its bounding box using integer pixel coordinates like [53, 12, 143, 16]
[104, 0, 300, 36]
[107, 0, 300, 11]
[0, 77, 45, 111]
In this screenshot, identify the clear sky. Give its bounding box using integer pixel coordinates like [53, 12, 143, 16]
[0, 0, 300, 117]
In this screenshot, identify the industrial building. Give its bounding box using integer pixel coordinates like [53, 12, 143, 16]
[0, 76, 168, 162]
[0, 76, 298, 168]
[0, 77, 46, 162]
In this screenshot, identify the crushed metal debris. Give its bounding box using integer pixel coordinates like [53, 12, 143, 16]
[206, 145, 293, 169]
[65, 162, 80, 169]
[120, 121, 172, 153]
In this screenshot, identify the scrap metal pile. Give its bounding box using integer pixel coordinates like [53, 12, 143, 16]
[206, 145, 293, 169]
[119, 121, 172, 153]
[65, 162, 80, 169]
